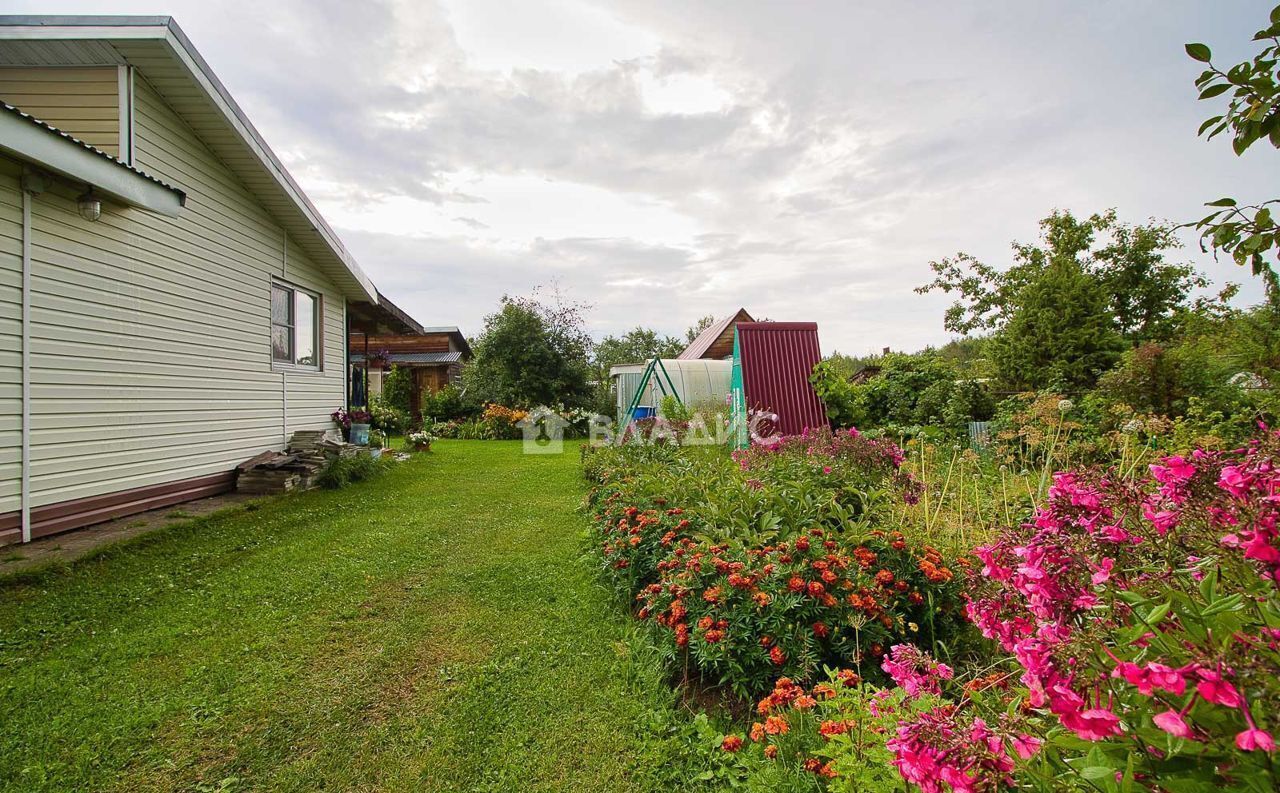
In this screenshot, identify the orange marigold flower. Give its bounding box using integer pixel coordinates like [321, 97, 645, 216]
[702, 587, 721, 603]
[794, 695, 817, 710]
[698, 616, 714, 631]
[812, 621, 830, 639]
[837, 669, 861, 687]
[819, 720, 851, 738]
[814, 683, 836, 700]
[750, 721, 766, 741]
[753, 591, 771, 607]
[806, 581, 825, 598]
[764, 715, 789, 735]
[787, 576, 806, 593]
[764, 744, 778, 759]
[721, 735, 743, 752]
[769, 645, 786, 665]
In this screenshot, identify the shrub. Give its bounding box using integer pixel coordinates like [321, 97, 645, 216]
[636, 527, 965, 697]
[421, 383, 474, 421]
[368, 396, 411, 435]
[317, 452, 386, 489]
[585, 427, 969, 698]
[961, 435, 1280, 790]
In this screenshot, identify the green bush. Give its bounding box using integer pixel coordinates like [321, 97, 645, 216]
[421, 383, 475, 421]
[368, 396, 411, 435]
[317, 452, 388, 490]
[583, 429, 968, 698]
[381, 365, 415, 415]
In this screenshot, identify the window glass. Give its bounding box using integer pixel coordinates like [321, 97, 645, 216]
[271, 285, 291, 325]
[295, 292, 317, 367]
[271, 326, 291, 361]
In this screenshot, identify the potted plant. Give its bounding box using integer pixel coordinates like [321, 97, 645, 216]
[367, 348, 391, 369]
[368, 429, 387, 459]
[332, 407, 372, 444]
[407, 421, 437, 452]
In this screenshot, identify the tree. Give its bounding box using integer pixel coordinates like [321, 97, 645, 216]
[593, 327, 683, 376]
[590, 327, 684, 414]
[989, 260, 1124, 393]
[918, 209, 1203, 346]
[1187, 6, 1280, 294]
[462, 290, 594, 408]
[684, 315, 716, 343]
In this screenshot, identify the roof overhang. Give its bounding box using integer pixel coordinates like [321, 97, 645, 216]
[0, 104, 184, 216]
[347, 290, 426, 336]
[0, 16, 378, 302]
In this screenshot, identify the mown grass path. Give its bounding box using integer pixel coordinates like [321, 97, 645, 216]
[0, 441, 686, 792]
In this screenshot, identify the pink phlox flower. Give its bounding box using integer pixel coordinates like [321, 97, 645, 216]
[1091, 558, 1115, 586]
[1219, 466, 1253, 498]
[1236, 728, 1275, 752]
[1153, 710, 1193, 739]
[1012, 734, 1043, 759]
[1195, 669, 1242, 708]
[1142, 500, 1179, 535]
[1151, 456, 1196, 484]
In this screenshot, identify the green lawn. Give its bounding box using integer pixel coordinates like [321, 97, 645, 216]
[0, 441, 692, 792]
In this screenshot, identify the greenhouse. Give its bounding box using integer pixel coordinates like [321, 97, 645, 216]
[610, 358, 733, 424]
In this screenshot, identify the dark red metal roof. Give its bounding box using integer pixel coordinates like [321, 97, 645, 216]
[737, 322, 829, 436]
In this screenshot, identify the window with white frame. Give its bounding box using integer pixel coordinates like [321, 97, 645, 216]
[271, 282, 320, 368]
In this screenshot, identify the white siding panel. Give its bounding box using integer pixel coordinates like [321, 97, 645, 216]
[0, 67, 121, 156]
[0, 174, 21, 514]
[19, 76, 347, 509]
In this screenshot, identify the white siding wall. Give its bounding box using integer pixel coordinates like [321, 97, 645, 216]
[0, 67, 121, 157]
[0, 172, 22, 519]
[17, 75, 346, 509]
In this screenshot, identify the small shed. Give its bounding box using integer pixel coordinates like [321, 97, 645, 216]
[731, 322, 828, 446]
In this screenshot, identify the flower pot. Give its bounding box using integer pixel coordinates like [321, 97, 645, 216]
[369, 447, 383, 460]
[349, 422, 371, 446]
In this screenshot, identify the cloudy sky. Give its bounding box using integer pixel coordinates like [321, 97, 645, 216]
[9, 1, 1278, 353]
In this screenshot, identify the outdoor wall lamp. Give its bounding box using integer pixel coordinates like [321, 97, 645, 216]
[76, 187, 102, 222]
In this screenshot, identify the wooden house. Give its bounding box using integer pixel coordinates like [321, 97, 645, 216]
[349, 325, 471, 419]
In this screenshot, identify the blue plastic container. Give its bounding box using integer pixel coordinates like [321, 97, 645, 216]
[633, 406, 656, 420]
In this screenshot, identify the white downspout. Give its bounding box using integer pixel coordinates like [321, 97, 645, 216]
[281, 229, 288, 446]
[20, 188, 32, 543]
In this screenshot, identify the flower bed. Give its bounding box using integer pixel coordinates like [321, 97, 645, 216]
[586, 426, 1280, 791]
[584, 428, 968, 698]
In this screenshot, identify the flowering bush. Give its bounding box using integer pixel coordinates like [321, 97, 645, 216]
[638, 528, 965, 696]
[368, 396, 411, 435]
[704, 648, 1039, 792]
[584, 427, 970, 698]
[448, 403, 528, 440]
[654, 426, 1280, 792]
[959, 432, 1280, 790]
